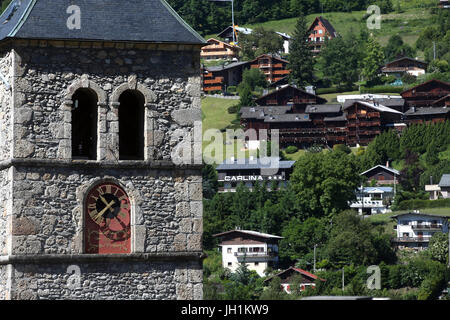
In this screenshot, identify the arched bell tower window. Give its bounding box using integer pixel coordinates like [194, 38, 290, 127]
[72, 88, 98, 160]
[119, 90, 145, 160]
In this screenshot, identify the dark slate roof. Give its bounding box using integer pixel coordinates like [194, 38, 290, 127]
[438, 174, 450, 187]
[401, 79, 450, 95]
[324, 115, 347, 122]
[216, 157, 295, 171]
[240, 106, 291, 119]
[206, 60, 250, 72]
[343, 98, 404, 109]
[308, 16, 338, 37]
[0, 0, 205, 44]
[405, 107, 450, 116]
[361, 165, 400, 176]
[264, 113, 311, 123]
[384, 57, 428, 67]
[305, 104, 341, 114]
[255, 84, 327, 105]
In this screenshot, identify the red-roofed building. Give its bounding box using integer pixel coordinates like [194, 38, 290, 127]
[307, 16, 339, 54]
[264, 267, 326, 293]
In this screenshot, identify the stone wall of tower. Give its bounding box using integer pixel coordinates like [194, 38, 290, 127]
[12, 42, 202, 161]
[0, 49, 13, 161]
[0, 41, 203, 300]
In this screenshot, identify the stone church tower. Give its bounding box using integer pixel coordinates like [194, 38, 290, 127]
[0, 0, 205, 300]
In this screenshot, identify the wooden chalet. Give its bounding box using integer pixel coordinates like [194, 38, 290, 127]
[432, 94, 450, 108]
[344, 100, 403, 146]
[202, 60, 250, 92]
[401, 79, 450, 108]
[264, 267, 326, 293]
[249, 54, 290, 84]
[255, 85, 326, 111]
[307, 16, 338, 54]
[404, 106, 450, 124]
[381, 57, 428, 78]
[200, 38, 240, 60]
[241, 85, 350, 147]
[361, 164, 400, 185]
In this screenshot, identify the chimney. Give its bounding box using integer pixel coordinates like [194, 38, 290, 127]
[386, 160, 389, 168]
[430, 176, 433, 185]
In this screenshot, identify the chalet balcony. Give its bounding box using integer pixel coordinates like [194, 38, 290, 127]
[273, 69, 290, 75]
[204, 77, 224, 85]
[411, 224, 443, 231]
[203, 73, 213, 78]
[367, 112, 381, 118]
[393, 237, 429, 243]
[273, 63, 283, 68]
[359, 121, 381, 127]
[203, 86, 223, 91]
[293, 98, 317, 104]
[234, 251, 278, 262]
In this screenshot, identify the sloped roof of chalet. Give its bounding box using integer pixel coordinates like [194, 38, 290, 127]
[205, 38, 241, 49]
[255, 85, 327, 105]
[213, 229, 283, 240]
[360, 165, 400, 176]
[251, 53, 289, 64]
[0, 0, 206, 44]
[308, 16, 338, 37]
[384, 57, 428, 67]
[439, 174, 450, 187]
[240, 106, 291, 119]
[344, 100, 403, 114]
[305, 104, 341, 114]
[432, 94, 450, 105]
[343, 98, 405, 109]
[216, 157, 295, 171]
[390, 212, 450, 219]
[205, 60, 250, 72]
[404, 107, 450, 116]
[401, 79, 450, 95]
[264, 113, 311, 123]
[264, 267, 326, 283]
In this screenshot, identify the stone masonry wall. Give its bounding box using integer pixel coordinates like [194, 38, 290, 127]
[10, 166, 202, 255]
[0, 49, 13, 161]
[10, 260, 202, 300]
[0, 168, 11, 256]
[13, 44, 202, 161]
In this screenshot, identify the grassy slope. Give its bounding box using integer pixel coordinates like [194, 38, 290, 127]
[206, 6, 435, 60]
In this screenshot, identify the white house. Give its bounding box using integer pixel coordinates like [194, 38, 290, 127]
[391, 212, 449, 250]
[350, 187, 394, 215]
[425, 174, 450, 199]
[213, 229, 282, 277]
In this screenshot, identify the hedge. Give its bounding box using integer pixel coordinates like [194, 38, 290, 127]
[316, 85, 358, 95]
[397, 198, 450, 210]
[360, 85, 405, 94]
[285, 146, 298, 154]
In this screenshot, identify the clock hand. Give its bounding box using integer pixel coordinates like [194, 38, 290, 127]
[99, 194, 110, 206]
[94, 200, 115, 222]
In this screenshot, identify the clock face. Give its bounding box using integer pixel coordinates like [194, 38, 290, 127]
[84, 182, 131, 254]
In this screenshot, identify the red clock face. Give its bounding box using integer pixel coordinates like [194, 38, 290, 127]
[84, 182, 131, 254]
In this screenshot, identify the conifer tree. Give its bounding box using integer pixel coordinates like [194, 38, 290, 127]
[288, 13, 314, 88]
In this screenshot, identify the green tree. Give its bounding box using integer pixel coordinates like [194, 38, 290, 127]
[428, 232, 449, 264]
[290, 150, 361, 217]
[288, 13, 314, 87]
[362, 37, 385, 84]
[318, 36, 360, 86]
[384, 35, 416, 62]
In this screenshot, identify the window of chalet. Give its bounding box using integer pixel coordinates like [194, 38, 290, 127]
[72, 88, 98, 160]
[119, 90, 145, 160]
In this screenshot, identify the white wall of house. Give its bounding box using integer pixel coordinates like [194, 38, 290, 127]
[220, 243, 279, 277]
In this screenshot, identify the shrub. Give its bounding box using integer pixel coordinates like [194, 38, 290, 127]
[397, 198, 450, 210]
[227, 86, 237, 93]
[360, 85, 405, 94]
[285, 146, 298, 154]
[227, 105, 239, 114]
